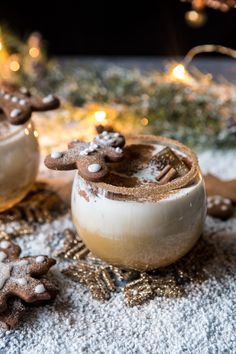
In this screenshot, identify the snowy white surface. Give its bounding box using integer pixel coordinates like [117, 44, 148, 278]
[1, 149, 236, 354]
[199, 149, 236, 180]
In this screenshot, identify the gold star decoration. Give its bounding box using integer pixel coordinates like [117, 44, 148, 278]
[62, 262, 116, 301]
[55, 229, 89, 260]
[61, 236, 214, 306]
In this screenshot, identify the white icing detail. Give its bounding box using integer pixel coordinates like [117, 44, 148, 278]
[0, 251, 7, 261]
[14, 278, 27, 286]
[11, 96, 18, 103]
[19, 99, 26, 106]
[10, 109, 21, 118]
[0, 263, 12, 290]
[95, 131, 122, 147]
[223, 199, 230, 205]
[88, 142, 98, 152]
[214, 199, 220, 205]
[0, 240, 11, 249]
[80, 149, 89, 156]
[42, 94, 54, 104]
[115, 147, 123, 154]
[88, 163, 102, 173]
[79, 132, 122, 157]
[92, 143, 98, 149]
[20, 87, 28, 94]
[51, 151, 63, 159]
[88, 146, 95, 152]
[34, 284, 46, 294]
[36, 256, 45, 263]
[221, 205, 227, 211]
[4, 94, 10, 100]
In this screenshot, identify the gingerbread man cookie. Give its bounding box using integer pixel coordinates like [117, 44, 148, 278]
[207, 195, 234, 220]
[0, 240, 57, 312]
[45, 130, 125, 182]
[0, 82, 60, 125]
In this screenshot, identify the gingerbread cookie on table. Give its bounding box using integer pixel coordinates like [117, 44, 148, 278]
[207, 195, 234, 220]
[0, 240, 57, 314]
[45, 130, 125, 182]
[0, 82, 60, 125]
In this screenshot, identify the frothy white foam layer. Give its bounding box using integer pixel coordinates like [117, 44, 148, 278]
[132, 145, 164, 182]
[111, 144, 188, 184]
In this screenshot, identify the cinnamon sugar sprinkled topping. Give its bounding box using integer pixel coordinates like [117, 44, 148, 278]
[92, 135, 200, 201]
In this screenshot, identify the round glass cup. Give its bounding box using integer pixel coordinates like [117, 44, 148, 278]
[71, 135, 206, 271]
[0, 121, 40, 212]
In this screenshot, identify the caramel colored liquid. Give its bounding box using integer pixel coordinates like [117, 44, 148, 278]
[72, 173, 206, 270]
[73, 219, 203, 271]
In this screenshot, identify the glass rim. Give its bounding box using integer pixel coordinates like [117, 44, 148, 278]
[0, 121, 30, 143]
[89, 134, 200, 200]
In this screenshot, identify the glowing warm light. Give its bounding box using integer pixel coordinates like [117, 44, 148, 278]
[29, 47, 40, 58]
[24, 128, 29, 136]
[33, 130, 39, 137]
[94, 110, 107, 123]
[9, 60, 20, 72]
[141, 117, 149, 126]
[0, 41, 2, 51]
[172, 64, 186, 80]
[185, 10, 206, 27]
[186, 10, 199, 22]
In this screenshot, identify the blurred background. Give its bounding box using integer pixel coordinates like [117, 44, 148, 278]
[1, 0, 236, 56]
[0, 0, 236, 150]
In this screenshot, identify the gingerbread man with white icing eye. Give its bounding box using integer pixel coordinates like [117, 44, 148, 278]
[45, 130, 126, 182]
[0, 240, 57, 312]
[0, 82, 60, 125]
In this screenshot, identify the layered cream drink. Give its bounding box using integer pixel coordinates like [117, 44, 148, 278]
[0, 83, 60, 212]
[0, 118, 39, 212]
[45, 131, 206, 271]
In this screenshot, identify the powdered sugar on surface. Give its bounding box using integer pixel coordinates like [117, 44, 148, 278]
[1, 149, 236, 354]
[199, 149, 236, 179]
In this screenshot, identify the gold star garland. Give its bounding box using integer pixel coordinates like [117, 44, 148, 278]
[62, 262, 116, 301]
[55, 229, 89, 260]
